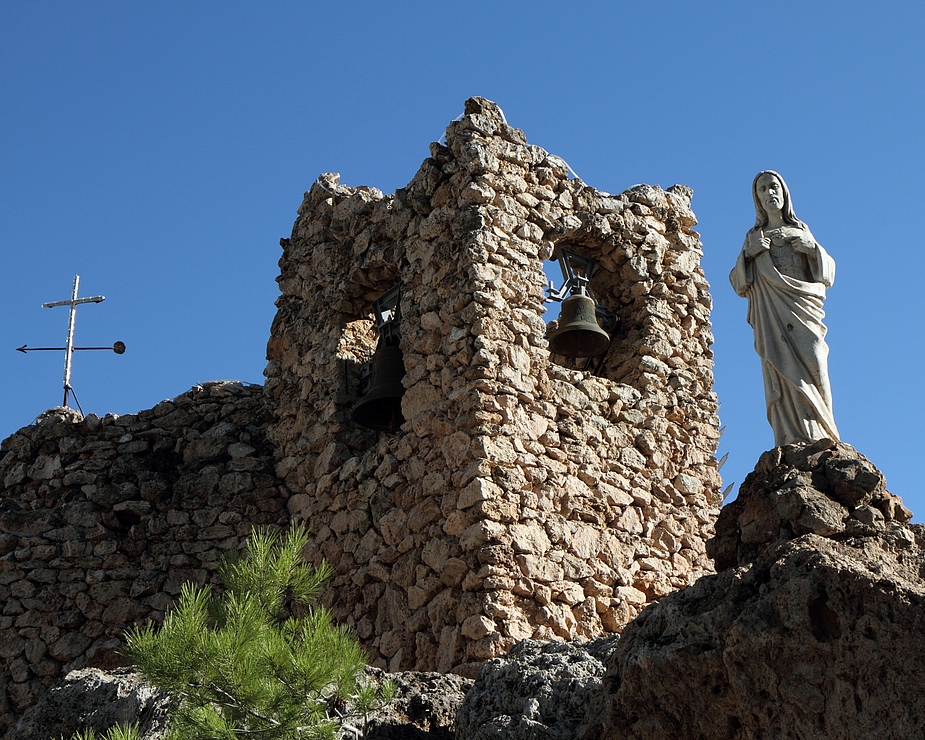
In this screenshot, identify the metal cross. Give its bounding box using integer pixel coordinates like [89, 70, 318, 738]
[17, 275, 125, 408]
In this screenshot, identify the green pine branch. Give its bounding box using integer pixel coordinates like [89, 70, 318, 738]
[63, 725, 141, 740]
[109, 523, 390, 740]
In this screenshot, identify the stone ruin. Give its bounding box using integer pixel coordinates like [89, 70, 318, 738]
[267, 96, 722, 674]
[0, 97, 722, 732]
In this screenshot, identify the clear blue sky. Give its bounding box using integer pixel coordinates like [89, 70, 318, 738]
[2, 3, 922, 518]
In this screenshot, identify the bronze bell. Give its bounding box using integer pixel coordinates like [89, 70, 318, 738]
[548, 293, 611, 358]
[352, 343, 405, 432]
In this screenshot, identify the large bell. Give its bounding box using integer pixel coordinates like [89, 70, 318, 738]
[352, 344, 406, 432]
[548, 293, 611, 358]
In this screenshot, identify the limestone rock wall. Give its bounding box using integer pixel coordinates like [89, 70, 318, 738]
[265, 97, 722, 676]
[0, 382, 288, 734]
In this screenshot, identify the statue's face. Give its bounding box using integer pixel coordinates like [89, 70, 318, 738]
[756, 173, 785, 213]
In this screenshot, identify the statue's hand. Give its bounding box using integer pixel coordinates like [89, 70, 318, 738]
[791, 235, 817, 254]
[768, 226, 815, 252]
[766, 226, 816, 254]
[771, 226, 801, 240]
[744, 230, 770, 257]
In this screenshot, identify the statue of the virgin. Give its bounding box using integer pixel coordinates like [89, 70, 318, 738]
[730, 170, 839, 446]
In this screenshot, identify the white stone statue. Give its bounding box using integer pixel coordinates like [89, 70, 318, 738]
[730, 171, 839, 446]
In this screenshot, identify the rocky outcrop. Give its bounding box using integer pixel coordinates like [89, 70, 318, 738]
[708, 439, 913, 570]
[356, 667, 472, 739]
[14, 668, 172, 740]
[578, 443, 925, 740]
[578, 531, 925, 739]
[13, 666, 470, 740]
[456, 637, 619, 740]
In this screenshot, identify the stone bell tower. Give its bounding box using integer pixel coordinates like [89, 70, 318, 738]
[264, 97, 722, 676]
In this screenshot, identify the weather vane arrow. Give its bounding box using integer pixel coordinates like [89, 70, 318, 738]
[17, 343, 126, 354]
[17, 275, 126, 409]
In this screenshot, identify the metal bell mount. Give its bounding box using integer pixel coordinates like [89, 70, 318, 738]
[546, 249, 612, 358]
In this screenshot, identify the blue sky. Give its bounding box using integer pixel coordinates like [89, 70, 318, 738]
[2, 3, 923, 518]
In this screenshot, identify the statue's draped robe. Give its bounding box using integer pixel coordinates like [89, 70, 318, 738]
[730, 232, 839, 446]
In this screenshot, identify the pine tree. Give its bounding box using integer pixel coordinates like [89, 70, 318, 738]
[65, 726, 141, 740]
[123, 523, 386, 739]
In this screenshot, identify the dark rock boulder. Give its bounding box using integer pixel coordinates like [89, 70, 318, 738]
[13, 665, 470, 740]
[14, 667, 172, 740]
[456, 637, 620, 740]
[579, 442, 925, 740]
[352, 667, 472, 739]
[708, 439, 913, 571]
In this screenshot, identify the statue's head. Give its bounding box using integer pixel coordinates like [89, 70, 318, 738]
[752, 170, 802, 228]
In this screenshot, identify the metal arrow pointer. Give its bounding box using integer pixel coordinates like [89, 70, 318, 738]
[17, 342, 126, 354]
[18, 275, 126, 408]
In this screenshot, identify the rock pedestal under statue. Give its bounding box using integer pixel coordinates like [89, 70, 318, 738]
[575, 440, 924, 740]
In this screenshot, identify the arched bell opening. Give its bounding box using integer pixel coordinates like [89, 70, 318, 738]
[335, 317, 378, 443]
[544, 247, 619, 372]
[350, 285, 406, 433]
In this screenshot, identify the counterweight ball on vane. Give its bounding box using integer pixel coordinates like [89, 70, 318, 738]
[351, 344, 406, 432]
[548, 294, 611, 358]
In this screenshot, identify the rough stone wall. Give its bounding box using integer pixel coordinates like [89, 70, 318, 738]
[0, 382, 288, 735]
[265, 97, 722, 676]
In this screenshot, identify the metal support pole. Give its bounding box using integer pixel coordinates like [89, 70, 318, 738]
[62, 275, 79, 406]
[36, 274, 108, 409]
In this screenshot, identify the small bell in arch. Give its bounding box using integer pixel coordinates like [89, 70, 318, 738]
[546, 249, 612, 358]
[352, 285, 406, 432]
